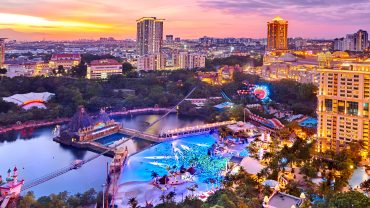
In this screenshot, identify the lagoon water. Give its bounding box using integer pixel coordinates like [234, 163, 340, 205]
[0, 114, 203, 197]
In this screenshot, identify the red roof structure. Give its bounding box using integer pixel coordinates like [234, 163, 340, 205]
[90, 59, 120, 66]
[51, 54, 81, 61]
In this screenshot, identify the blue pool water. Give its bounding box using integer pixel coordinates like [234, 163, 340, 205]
[95, 133, 127, 145]
[299, 117, 318, 128]
[120, 134, 228, 185]
[95, 133, 154, 155]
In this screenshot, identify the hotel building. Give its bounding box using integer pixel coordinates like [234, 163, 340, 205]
[317, 60, 370, 159]
[87, 59, 122, 79]
[267, 16, 288, 52]
[136, 17, 164, 56]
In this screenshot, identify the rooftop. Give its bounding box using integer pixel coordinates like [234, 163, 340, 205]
[268, 192, 302, 208]
[272, 16, 284, 21]
[90, 59, 120, 66]
[51, 53, 81, 60]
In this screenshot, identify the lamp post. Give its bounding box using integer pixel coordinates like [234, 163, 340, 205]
[243, 108, 247, 123]
[102, 183, 106, 208]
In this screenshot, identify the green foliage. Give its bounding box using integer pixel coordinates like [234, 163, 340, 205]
[267, 79, 317, 115]
[122, 62, 134, 73]
[0, 67, 7, 75]
[327, 191, 370, 208]
[206, 56, 263, 70]
[70, 61, 87, 78]
[18, 188, 102, 208]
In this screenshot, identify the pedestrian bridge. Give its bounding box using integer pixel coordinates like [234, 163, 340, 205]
[159, 121, 236, 139]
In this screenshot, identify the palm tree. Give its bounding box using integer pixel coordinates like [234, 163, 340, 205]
[128, 197, 138, 208]
[186, 184, 198, 198]
[166, 191, 176, 202]
[151, 171, 159, 184]
[145, 200, 153, 208]
[159, 194, 166, 204]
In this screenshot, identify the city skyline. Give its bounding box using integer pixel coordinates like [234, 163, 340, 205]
[1, 0, 370, 40]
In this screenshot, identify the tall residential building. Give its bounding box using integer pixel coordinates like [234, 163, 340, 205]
[137, 54, 166, 71]
[0, 38, 6, 68]
[136, 17, 164, 56]
[165, 35, 174, 44]
[267, 16, 288, 52]
[334, 30, 368, 51]
[173, 52, 206, 69]
[354, 30, 369, 52]
[317, 60, 370, 159]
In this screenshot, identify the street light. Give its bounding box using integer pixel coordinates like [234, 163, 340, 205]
[243, 108, 247, 123]
[102, 183, 106, 208]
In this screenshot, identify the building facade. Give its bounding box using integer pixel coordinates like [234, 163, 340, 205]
[137, 53, 166, 71]
[267, 16, 288, 52]
[334, 30, 369, 52]
[87, 59, 122, 79]
[0, 38, 6, 68]
[173, 52, 206, 69]
[354, 30, 369, 52]
[317, 60, 370, 159]
[49, 54, 81, 69]
[136, 17, 164, 56]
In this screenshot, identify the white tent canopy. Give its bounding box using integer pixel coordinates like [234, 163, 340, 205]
[2, 92, 55, 110]
[239, 157, 265, 175]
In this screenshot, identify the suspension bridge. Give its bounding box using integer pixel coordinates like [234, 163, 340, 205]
[20, 87, 198, 194]
[13, 86, 239, 208]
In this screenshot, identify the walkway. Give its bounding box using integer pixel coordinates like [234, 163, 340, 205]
[109, 108, 176, 116]
[159, 121, 236, 139]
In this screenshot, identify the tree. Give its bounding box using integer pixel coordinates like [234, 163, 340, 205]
[360, 179, 370, 192]
[166, 191, 176, 202]
[122, 62, 134, 73]
[327, 191, 370, 208]
[71, 61, 87, 78]
[18, 191, 37, 208]
[128, 197, 138, 208]
[0, 67, 7, 76]
[53, 65, 66, 76]
[151, 171, 159, 183]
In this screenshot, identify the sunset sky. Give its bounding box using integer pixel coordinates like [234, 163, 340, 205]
[1, 0, 370, 40]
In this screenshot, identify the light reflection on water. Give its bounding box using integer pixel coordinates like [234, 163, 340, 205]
[0, 114, 203, 197]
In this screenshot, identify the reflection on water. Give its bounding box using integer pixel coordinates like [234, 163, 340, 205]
[0, 114, 203, 197]
[114, 114, 204, 135]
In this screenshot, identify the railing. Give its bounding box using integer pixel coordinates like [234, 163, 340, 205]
[109, 108, 175, 116]
[160, 121, 236, 138]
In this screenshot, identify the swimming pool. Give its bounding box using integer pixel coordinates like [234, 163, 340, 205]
[120, 134, 228, 184]
[95, 133, 154, 155]
[299, 117, 318, 128]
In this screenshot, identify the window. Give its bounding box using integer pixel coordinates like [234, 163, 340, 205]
[338, 100, 345, 113]
[325, 99, 333, 112]
[347, 101, 358, 115]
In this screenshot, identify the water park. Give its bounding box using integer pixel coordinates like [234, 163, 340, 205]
[114, 132, 251, 206]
